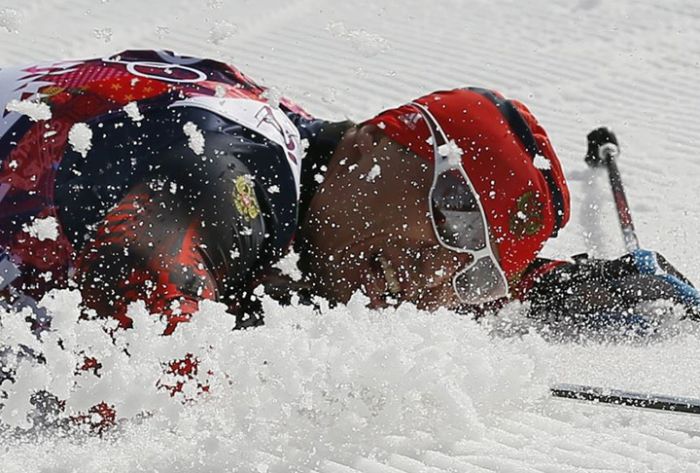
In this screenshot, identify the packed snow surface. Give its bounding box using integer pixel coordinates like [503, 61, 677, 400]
[2, 0, 700, 471]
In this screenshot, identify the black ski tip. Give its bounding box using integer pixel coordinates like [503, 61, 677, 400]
[585, 127, 619, 167]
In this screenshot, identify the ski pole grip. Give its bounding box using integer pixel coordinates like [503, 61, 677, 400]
[585, 127, 619, 167]
[585, 127, 640, 252]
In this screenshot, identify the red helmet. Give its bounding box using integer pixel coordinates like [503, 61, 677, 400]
[364, 88, 570, 280]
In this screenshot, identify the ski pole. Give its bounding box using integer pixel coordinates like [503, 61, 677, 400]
[583, 127, 700, 312]
[584, 127, 639, 252]
[551, 383, 700, 415]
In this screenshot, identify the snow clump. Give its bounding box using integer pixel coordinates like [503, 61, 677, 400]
[93, 27, 113, 43]
[533, 153, 551, 170]
[68, 123, 93, 157]
[0, 8, 22, 33]
[0, 291, 550, 471]
[365, 163, 381, 182]
[22, 216, 59, 241]
[6, 99, 51, 121]
[438, 139, 464, 165]
[209, 20, 237, 45]
[273, 249, 302, 281]
[183, 121, 205, 155]
[123, 102, 144, 122]
[260, 87, 282, 108]
[326, 22, 390, 57]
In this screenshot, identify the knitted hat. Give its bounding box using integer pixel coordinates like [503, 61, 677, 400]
[364, 88, 570, 279]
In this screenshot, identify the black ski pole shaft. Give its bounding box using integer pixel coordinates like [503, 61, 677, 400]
[551, 383, 700, 415]
[585, 127, 640, 252]
[606, 154, 639, 252]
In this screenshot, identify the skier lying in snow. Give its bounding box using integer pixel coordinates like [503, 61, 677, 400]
[0, 49, 698, 337]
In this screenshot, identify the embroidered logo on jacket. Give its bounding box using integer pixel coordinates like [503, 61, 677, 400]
[509, 191, 544, 238]
[233, 175, 260, 221]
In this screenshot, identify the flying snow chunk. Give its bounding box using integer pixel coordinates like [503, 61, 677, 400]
[183, 121, 205, 155]
[274, 250, 303, 281]
[326, 22, 389, 57]
[0, 8, 22, 33]
[366, 164, 382, 182]
[209, 20, 237, 45]
[68, 123, 93, 158]
[155, 25, 169, 38]
[533, 154, 551, 170]
[300, 138, 310, 160]
[438, 140, 464, 165]
[260, 87, 282, 109]
[93, 27, 113, 43]
[6, 99, 51, 121]
[23, 216, 59, 241]
[123, 102, 144, 122]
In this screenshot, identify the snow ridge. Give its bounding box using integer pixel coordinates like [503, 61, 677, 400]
[2, 0, 700, 470]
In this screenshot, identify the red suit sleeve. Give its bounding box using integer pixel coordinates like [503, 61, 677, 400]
[74, 182, 220, 335]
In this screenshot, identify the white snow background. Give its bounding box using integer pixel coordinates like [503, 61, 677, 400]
[2, 0, 700, 471]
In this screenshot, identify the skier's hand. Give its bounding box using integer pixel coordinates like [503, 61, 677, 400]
[610, 249, 700, 318]
[527, 250, 700, 322]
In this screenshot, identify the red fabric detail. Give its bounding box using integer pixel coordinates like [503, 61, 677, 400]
[364, 89, 570, 280]
[79, 356, 102, 375]
[6, 211, 73, 297]
[1, 51, 313, 300]
[79, 75, 170, 107]
[74, 186, 218, 335]
[46, 63, 130, 89]
[168, 353, 199, 377]
[0, 116, 76, 296]
[70, 402, 117, 435]
[156, 353, 211, 399]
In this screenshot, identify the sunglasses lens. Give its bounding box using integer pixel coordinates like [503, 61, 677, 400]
[412, 101, 509, 305]
[454, 256, 508, 305]
[431, 168, 486, 251]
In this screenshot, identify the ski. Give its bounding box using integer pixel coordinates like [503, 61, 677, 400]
[551, 383, 700, 415]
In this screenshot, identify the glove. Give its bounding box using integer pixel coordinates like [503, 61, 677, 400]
[620, 249, 700, 315]
[527, 249, 700, 326]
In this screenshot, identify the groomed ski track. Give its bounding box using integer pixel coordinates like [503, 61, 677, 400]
[2, 0, 700, 471]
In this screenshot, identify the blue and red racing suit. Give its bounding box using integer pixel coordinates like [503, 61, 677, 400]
[0, 50, 338, 334]
[1, 50, 693, 342]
